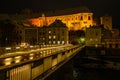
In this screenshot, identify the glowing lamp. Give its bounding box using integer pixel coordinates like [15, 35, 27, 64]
[80, 37, 85, 43]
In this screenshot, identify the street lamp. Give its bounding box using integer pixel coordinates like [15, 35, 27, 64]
[80, 37, 85, 44]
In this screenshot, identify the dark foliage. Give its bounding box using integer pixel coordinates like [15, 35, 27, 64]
[0, 19, 21, 46]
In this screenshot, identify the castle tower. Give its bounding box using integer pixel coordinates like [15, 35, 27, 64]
[100, 15, 112, 30]
[42, 13, 47, 26]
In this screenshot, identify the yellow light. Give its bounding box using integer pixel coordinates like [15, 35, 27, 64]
[30, 46, 34, 48]
[16, 46, 20, 49]
[5, 47, 11, 50]
[15, 60, 20, 63]
[29, 57, 33, 60]
[30, 53, 34, 56]
[4, 58, 13, 65]
[29, 54, 34, 60]
[80, 37, 85, 43]
[14, 56, 22, 63]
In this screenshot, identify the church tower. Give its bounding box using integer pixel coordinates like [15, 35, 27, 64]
[100, 15, 112, 30]
[42, 13, 47, 26]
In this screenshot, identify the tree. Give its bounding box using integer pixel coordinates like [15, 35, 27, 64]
[69, 30, 85, 44]
[49, 19, 67, 28]
[30, 37, 37, 45]
[76, 30, 85, 38]
[0, 19, 22, 46]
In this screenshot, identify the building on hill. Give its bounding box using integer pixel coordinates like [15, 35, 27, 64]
[100, 15, 112, 30]
[2, 6, 113, 31]
[0, 7, 113, 31]
[28, 6, 94, 31]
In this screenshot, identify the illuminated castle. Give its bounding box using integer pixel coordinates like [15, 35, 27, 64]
[29, 6, 94, 30]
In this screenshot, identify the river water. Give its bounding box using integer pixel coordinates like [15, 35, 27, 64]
[73, 67, 120, 80]
[73, 57, 120, 80]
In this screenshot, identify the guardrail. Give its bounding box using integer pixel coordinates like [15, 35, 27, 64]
[0, 44, 84, 80]
[0, 44, 70, 55]
[0, 44, 78, 68]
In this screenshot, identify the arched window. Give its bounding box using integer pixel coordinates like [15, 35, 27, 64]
[88, 16, 91, 20]
[80, 16, 83, 20]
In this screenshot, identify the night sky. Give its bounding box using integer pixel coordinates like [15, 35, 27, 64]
[0, 0, 119, 27]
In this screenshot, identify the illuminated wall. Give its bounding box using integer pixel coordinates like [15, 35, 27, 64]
[29, 13, 93, 30]
[28, 18, 41, 27]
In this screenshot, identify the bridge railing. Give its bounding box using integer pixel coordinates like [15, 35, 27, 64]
[0, 44, 85, 80]
[0, 44, 68, 55]
[0, 44, 81, 67]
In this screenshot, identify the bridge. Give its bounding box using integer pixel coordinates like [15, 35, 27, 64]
[0, 44, 85, 80]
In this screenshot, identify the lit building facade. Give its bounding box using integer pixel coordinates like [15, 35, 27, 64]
[38, 20, 69, 45]
[29, 7, 93, 31]
[0, 7, 95, 31]
[20, 20, 69, 46]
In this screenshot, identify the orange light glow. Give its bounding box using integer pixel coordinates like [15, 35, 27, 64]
[28, 12, 93, 30]
[28, 18, 41, 27]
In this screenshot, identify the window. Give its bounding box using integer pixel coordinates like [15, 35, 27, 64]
[71, 18, 73, 20]
[95, 32, 98, 36]
[43, 38, 45, 40]
[88, 16, 91, 20]
[80, 16, 83, 20]
[49, 36, 51, 39]
[62, 41, 65, 44]
[53, 41, 55, 44]
[49, 41, 51, 44]
[49, 31, 51, 34]
[58, 41, 60, 44]
[76, 17, 77, 20]
[53, 35, 56, 39]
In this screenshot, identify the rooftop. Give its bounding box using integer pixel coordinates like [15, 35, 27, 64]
[43, 6, 92, 17]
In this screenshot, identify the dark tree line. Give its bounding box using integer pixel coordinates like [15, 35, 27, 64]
[69, 30, 85, 45]
[0, 19, 22, 47]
